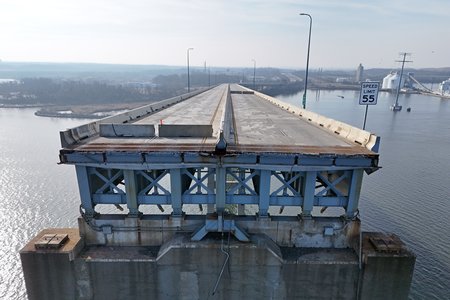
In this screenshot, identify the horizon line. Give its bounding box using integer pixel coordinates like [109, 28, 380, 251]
[1, 60, 449, 71]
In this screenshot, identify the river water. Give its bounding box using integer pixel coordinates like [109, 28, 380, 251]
[277, 90, 450, 299]
[0, 89, 449, 299]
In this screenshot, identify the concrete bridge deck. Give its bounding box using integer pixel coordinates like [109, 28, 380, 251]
[59, 84, 379, 165]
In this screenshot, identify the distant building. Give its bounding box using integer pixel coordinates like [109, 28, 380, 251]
[355, 63, 364, 82]
[336, 77, 352, 84]
[0, 79, 19, 84]
[246, 75, 265, 82]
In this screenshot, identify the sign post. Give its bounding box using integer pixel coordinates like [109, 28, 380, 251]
[359, 81, 380, 130]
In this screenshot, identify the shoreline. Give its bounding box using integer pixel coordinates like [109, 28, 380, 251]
[2, 87, 449, 119]
[34, 110, 101, 119]
[0, 104, 46, 108]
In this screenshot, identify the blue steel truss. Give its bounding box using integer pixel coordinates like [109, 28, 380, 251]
[76, 164, 363, 221]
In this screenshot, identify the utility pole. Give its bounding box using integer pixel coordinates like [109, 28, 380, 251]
[300, 13, 312, 110]
[391, 52, 412, 111]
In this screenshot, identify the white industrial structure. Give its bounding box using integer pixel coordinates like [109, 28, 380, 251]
[439, 78, 450, 95]
[382, 72, 405, 91]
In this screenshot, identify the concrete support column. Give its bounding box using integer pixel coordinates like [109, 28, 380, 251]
[237, 205, 245, 215]
[170, 169, 183, 216]
[238, 169, 246, 215]
[302, 171, 316, 218]
[346, 169, 364, 218]
[259, 170, 271, 217]
[207, 168, 215, 213]
[123, 170, 139, 217]
[75, 165, 95, 217]
[216, 166, 226, 214]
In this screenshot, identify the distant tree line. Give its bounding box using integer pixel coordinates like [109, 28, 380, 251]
[0, 73, 245, 106]
[0, 68, 314, 106]
[0, 78, 181, 105]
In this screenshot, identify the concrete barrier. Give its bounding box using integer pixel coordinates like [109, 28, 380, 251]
[60, 87, 214, 147]
[159, 124, 213, 137]
[99, 124, 155, 138]
[238, 85, 381, 153]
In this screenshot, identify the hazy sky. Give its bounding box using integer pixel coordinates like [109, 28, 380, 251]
[1, 0, 449, 69]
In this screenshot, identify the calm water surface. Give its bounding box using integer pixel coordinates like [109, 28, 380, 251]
[277, 90, 450, 300]
[0, 90, 449, 299]
[0, 109, 87, 299]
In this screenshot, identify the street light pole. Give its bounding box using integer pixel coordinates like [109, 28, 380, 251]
[252, 59, 256, 90]
[187, 48, 194, 92]
[300, 13, 312, 109]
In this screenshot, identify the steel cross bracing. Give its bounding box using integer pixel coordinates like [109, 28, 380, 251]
[76, 166, 363, 214]
[64, 84, 378, 242]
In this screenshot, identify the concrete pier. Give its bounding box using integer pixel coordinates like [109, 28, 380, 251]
[21, 228, 414, 300]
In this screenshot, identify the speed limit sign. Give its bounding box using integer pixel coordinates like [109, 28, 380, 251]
[359, 82, 379, 105]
